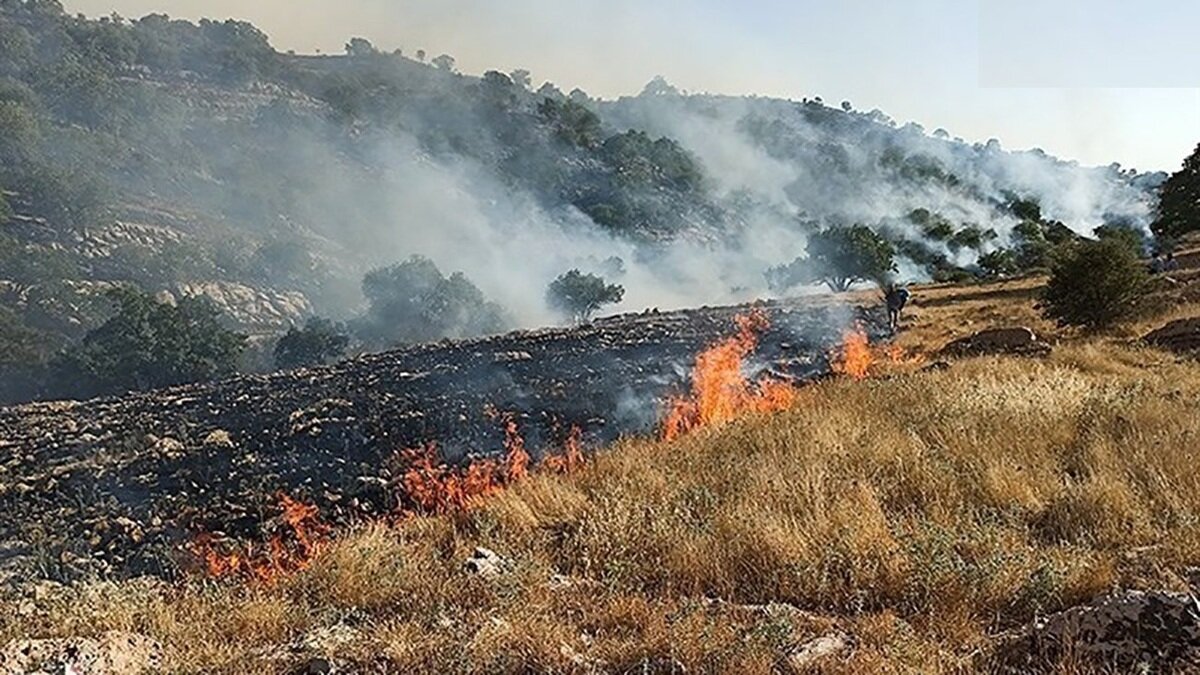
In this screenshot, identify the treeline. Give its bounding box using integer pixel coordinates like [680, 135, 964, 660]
[0, 255, 628, 403]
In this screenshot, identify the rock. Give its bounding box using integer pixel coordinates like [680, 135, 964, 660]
[463, 547, 511, 579]
[782, 632, 851, 672]
[0, 632, 161, 675]
[1144, 317, 1200, 354]
[988, 589, 1200, 672]
[202, 429, 233, 448]
[940, 327, 1051, 358]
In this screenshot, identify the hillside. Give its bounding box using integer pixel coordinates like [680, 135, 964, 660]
[3, 290, 1200, 672]
[0, 2, 1170, 405]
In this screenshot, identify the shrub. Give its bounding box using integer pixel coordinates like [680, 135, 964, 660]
[1041, 239, 1148, 329]
[51, 287, 245, 398]
[274, 317, 349, 370]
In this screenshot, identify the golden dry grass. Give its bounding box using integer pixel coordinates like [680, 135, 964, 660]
[5, 274, 1200, 674]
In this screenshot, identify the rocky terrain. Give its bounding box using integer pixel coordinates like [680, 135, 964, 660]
[0, 298, 882, 584]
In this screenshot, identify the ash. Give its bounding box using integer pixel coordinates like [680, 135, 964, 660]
[0, 298, 886, 583]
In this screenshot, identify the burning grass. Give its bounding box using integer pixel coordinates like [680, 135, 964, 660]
[7, 338, 1200, 673]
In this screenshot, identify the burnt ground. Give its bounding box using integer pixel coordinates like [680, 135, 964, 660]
[0, 299, 886, 583]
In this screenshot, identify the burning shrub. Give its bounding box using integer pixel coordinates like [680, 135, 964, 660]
[1041, 238, 1149, 329]
[546, 269, 625, 323]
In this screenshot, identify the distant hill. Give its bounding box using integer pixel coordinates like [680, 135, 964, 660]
[0, 1, 1166, 389]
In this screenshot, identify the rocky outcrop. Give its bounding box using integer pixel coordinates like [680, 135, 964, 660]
[0, 632, 160, 675]
[1144, 317, 1200, 354]
[989, 588, 1200, 672]
[940, 327, 1052, 358]
[167, 281, 312, 333]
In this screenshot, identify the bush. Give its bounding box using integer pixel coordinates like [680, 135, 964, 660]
[977, 248, 1019, 278]
[1041, 239, 1148, 329]
[355, 256, 509, 347]
[274, 317, 349, 370]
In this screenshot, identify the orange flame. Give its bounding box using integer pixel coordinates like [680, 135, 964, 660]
[832, 327, 925, 380]
[661, 310, 797, 441]
[542, 425, 585, 474]
[192, 492, 329, 583]
[832, 327, 874, 380]
[397, 414, 582, 515]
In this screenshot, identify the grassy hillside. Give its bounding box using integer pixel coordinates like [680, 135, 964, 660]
[4, 273, 1199, 672]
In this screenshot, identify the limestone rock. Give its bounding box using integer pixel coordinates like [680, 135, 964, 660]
[782, 632, 851, 672]
[989, 589, 1200, 672]
[463, 547, 511, 578]
[941, 327, 1051, 358]
[0, 632, 160, 675]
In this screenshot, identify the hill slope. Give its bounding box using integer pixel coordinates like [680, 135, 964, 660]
[0, 2, 1165, 368]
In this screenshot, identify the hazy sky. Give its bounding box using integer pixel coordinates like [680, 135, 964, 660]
[64, 0, 1200, 172]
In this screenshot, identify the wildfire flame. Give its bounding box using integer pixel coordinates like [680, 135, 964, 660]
[661, 310, 797, 441]
[397, 414, 582, 515]
[832, 326, 925, 380]
[192, 492, 329, 583]
[832, 328, 874, 380]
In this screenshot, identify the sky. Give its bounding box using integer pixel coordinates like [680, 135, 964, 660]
[63, 0, 1200, 172]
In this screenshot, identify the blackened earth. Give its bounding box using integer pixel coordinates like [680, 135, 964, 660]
[0, 299, 886, 582]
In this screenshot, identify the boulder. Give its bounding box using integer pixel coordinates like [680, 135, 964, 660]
[988, 589, 1200, 672]
[782, 632, 851, 673]
[463, 547, 511, 579]
[1144, 317, 1200, 354]
[940, 327, 1051, 358]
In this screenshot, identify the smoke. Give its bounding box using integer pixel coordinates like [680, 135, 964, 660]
[216, 76, 1162, 334]
[603, 91, 1160, 248]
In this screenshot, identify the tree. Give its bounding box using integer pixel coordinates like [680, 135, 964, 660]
[509, 69, 531, 89]
[977, 248, 1019, 278]
[1007, 195, 1042, 222]
[344, 37, 377, 57]
[415, 49, 426, 61]
[355, 256, 509, 346]
[431, 54, 456, 71]
[1041, 239, 1148, 329]
[274, 317, 349, 370]
[51, 287, 245, 398]
[767, 225, 896, 293]
[1093, 223, 1144, 255]
[0, 190, 11, 224]
[546, 269, 624, 322]
[1152, 142, 1200, 239]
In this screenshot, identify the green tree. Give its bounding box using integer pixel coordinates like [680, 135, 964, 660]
[273, 317, 349, 370]
[1093, 223, 1144, 255]
[1041, 239, 1148, 329]
[431, 54, 456, 71]
[355, 256, 509, 346]
[0, 190, 11, 224]
[977, 248, 1019, 278]
[51, 287, 245, 397]
[546, 269, 624, 322]
[344, 37, 377, 57]
[767, 225, 897, 293]
[1152, 142, 1200, 239]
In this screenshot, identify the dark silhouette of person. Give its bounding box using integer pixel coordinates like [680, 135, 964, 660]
[885, 285, 911, 331]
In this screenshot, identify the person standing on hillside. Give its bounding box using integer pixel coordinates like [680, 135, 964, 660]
[884, 284, 911, 332]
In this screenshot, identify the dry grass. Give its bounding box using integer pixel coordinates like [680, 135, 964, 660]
[6, 272, 1200, 673]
